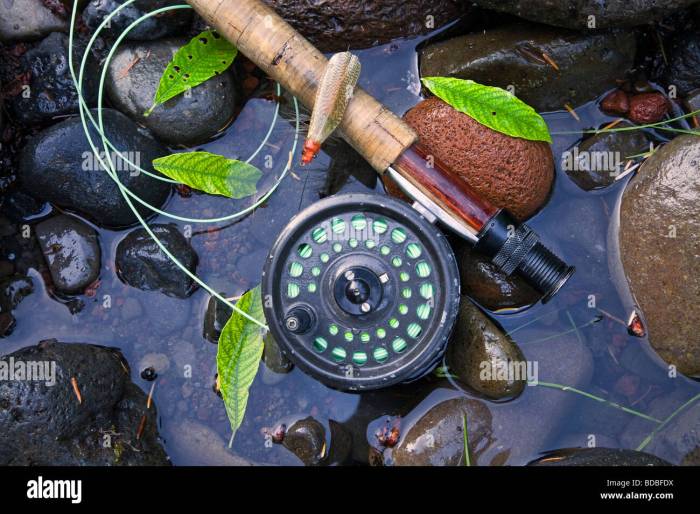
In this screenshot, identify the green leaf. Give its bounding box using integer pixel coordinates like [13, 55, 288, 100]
[145, 30, 237, 116]
[217, 286, 265, 444]
[152, 151, 262, 199]
[421, 77, 552, 143]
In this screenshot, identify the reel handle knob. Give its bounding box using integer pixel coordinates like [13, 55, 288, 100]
[284, 306, 315, 334]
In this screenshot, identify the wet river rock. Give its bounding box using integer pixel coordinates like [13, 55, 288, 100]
[621, 390, 700, 465]
[0, 275, 34, 338]
[35, 214, 101, 294]
[280, 417, 352, 466]
[18, 108, 171, 228]
[420, 25, 635, 113]
[530, 448, 671, 466]
[564, 123, 649, 191]
[203, 294, 229, 343]
[468, 0, 699, 30]
[116, 223, 198, 298]
[0, 339, 169, 465]
[456, 243, 540, 310]
[0, 0, 67, 42]
[391, 334, 593, 465]
[398, 98, 554, 221]
[106, 38, 238, 146]
[666, 33, 700, 96]
[391, 398, 493, 466]
[446, 299, 527, 400]
[7, 32, 98, 125]
[262, 0, 469, 52]
[82, 0, 192, 41]
[617, 135, 700, 376]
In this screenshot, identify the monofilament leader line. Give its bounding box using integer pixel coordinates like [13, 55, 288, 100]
[67, 0, 301, 327]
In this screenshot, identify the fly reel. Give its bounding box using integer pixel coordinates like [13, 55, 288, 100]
[262, 193, 460, 391]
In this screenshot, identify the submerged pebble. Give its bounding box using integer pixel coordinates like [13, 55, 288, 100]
[202, 294, 230, 344]
[456, 243, 540, 310]
[564, 122, 649, 191]
[391, 398, 492, 466]
[628, 93, 669, 124]
[446, 299, 527, 400]
[35, 214, 101, 295]
[116, 224, 198, 299]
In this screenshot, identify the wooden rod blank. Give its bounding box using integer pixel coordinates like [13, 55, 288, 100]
[187, 0, 417, 172]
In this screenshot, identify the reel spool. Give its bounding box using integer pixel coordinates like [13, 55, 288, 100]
[262, 193, 460, 391]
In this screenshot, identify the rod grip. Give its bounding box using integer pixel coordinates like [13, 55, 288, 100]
[187, 0, 417, 172]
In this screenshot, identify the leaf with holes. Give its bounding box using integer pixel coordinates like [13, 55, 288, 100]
[152, 151, 261, 199]
[421, 77, 552, 143]
[217, 286, 265, 444]
[145, 30, 237, 116]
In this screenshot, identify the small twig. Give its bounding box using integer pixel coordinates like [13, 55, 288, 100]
[70, 377, 82, 404]
[614, 162, 640, 182]
[541, 52, 560, 71]
[599, 117, 625, 133]
[597, 308, 628, 327]
[115, 50, 150, 81]
[564, 103, 580, 121]
[136, 414, 147, 440]
[146, 381, 156, 409]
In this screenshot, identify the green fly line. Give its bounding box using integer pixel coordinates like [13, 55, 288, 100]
[67, 0, 303, 327]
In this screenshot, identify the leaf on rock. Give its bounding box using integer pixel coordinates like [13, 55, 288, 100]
[145, 30, 237, 116]
[421, 76, 552, 143]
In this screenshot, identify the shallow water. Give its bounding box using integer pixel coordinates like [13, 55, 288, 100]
[3, 24, 699, 466]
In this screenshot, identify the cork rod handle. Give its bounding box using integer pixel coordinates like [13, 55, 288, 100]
[186, 0, 417, 172]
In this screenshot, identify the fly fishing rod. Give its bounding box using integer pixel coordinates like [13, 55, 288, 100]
[187, 0, 574, 390]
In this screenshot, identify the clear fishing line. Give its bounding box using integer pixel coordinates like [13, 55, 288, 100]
[67, 0, 301, 327]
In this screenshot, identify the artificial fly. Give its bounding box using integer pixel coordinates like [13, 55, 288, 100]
[301, 51, 361, 165]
